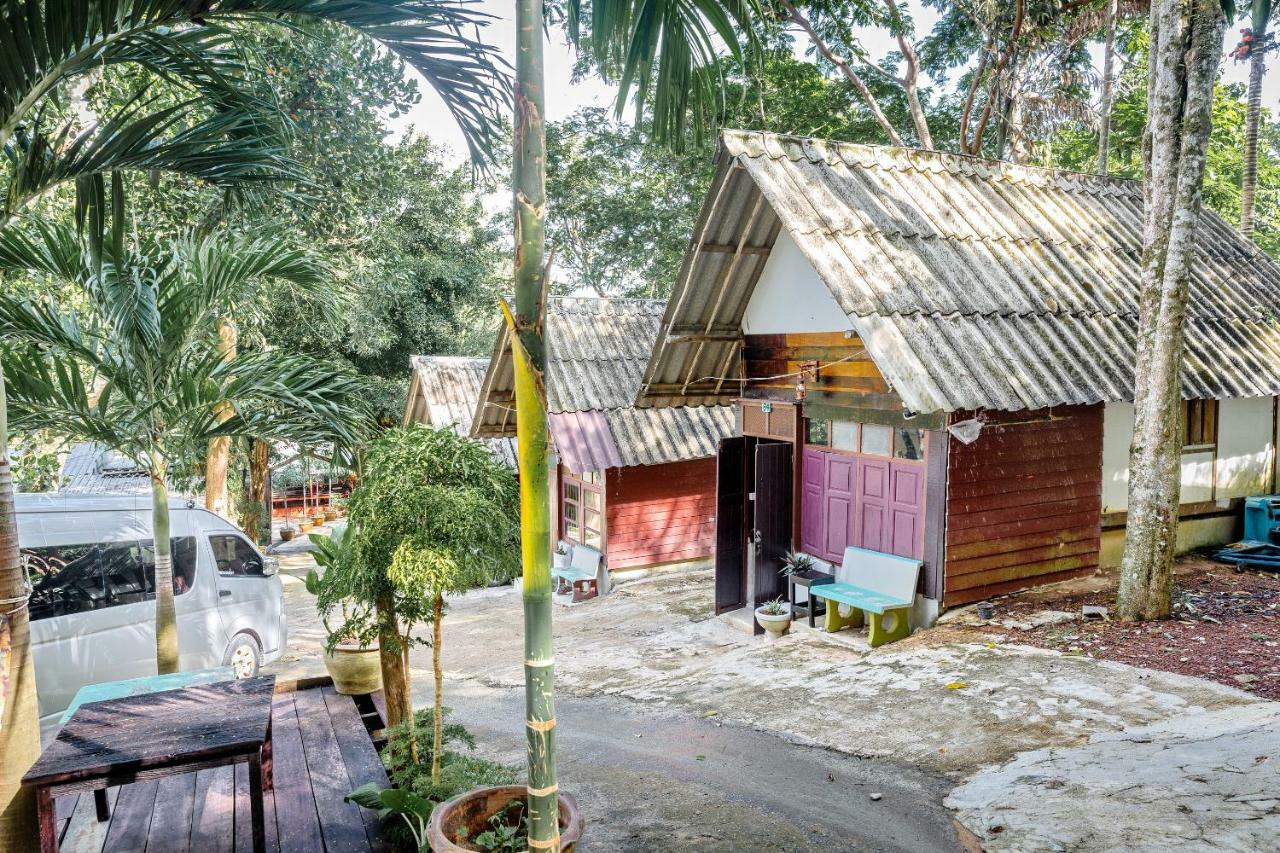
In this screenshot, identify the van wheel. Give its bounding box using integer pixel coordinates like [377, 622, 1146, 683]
[224, 634, 262, 679]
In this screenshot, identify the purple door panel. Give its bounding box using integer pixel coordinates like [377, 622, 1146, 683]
[856, 458, 890, 553]
[888, 463, 925, 559]
[824, 455, 856, 563]
[801, 449, 826, 555]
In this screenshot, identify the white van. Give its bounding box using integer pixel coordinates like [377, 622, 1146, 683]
[16, 493, 288, 733]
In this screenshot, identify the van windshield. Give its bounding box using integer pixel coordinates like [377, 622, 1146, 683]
[24, 537, 198, 621]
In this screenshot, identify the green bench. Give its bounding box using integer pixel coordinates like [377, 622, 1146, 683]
[552, 543, 605, 602]
[809, 546, 921, 647]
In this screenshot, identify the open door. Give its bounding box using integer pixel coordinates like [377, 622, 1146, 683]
[753, 441, 793, 612]
[715, 436, 747, 614]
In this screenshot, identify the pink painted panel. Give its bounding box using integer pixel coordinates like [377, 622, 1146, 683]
[888, 463, 924, 559]
[547, 410, 623, 474]
[824, 455, 856, 563]
[801, 449, 826, 556]
[856, 458, 890, 553]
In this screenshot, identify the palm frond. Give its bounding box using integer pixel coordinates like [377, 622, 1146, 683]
[567, 0, 761, 148]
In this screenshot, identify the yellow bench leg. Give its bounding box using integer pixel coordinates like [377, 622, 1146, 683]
[868, 607, 911, 647]
[823, 602, 864, 633]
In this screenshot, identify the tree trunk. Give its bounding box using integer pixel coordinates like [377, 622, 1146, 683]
[205, 317, 237, 517]
[431, 592, 443, 785]
[1118, 0, 1226, 621]
[375, 592, 416, 763]
[245, 438, 270, 545]
[0, 367, 40, 852]
[514, 0, 560, 844]
[152, 459, 180, 674]
[1241, 45, 1267, 239]
[1098, 0, 1118, 174]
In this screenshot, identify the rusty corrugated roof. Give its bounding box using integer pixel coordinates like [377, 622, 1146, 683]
[639, 130, 1280, 413]
[472, 297, 735, 470]
[406, 355, 518, 469]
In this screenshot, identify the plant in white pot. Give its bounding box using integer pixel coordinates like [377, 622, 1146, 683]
[305, 522, 382, 694]
[755, 597, 792, 639]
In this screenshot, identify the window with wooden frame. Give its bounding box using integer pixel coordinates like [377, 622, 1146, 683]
[561, 468, 604, 550]
[803, 419, 926, 461]
[1183, 399, 1218, 450]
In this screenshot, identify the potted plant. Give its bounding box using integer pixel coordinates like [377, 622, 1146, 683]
[324, 503, 340, 522]
[280, 525, 296, 542]
[755, 597, 792, 639]
[305, 522, 382, 695]
[779, 549, 816, 578]
[428, 787, 583, 852]
[299, 518, 314, 533]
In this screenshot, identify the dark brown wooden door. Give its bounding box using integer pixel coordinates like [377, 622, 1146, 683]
[715, 437, 747, 615]
[753, 441, 793, 608]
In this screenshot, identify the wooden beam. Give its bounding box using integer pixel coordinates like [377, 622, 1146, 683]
[666, 333, 744, 344]
[699, 242, 771, 256]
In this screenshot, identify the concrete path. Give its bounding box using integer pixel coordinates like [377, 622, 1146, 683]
[946, 702, 1280, 852]
[441, 681, 961, 852]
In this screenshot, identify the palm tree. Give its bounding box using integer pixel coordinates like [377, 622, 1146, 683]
[190, 232, 334, 518]
[0, 219, 371, 675]
[1238, 0, 1275, 239]
[506, 0, 759, 845]
[0, 5, 505, 847]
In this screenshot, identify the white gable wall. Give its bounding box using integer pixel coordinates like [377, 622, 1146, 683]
[1100, 396, 1276, 565]
[742, 230, 852, 335]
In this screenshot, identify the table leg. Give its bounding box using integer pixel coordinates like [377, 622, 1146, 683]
[262, 716, 274, 792]
[36, 787, 58, 853]
[248, 753, 266, 853]
[94, 787, 111, 821]
[808, 590, 817, 629]
[788, 579, 797, 619]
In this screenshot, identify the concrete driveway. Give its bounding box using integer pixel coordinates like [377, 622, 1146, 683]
[270, 559, 1268, 850]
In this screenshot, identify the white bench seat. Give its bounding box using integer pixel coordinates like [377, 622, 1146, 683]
[811, 547, 922, 646]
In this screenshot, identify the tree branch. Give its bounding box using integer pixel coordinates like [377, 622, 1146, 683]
[883, 0, 934, 149]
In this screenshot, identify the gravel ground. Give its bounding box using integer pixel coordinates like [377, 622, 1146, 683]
[961, 558, 1280, 700]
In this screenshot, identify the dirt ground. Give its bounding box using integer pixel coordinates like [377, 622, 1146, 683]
[948, 558, 1280, 700]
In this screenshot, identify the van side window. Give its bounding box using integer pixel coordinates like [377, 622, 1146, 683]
[209, 534, 265, 576]
[24, 537, 198, 622]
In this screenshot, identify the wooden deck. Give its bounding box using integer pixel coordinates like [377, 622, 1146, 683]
[51, 684, 392, 853]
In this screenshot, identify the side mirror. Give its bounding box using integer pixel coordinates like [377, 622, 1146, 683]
[262, 557, 280, 577]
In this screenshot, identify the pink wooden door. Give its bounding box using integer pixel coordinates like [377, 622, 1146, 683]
[823, 454, 856, 563]
[801, 449, 826, 556]
[855, 458, 890, 552]
[888, 462, 925, 558]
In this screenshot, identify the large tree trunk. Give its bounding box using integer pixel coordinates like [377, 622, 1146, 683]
[1241, 45, 1267, 239]
[431, 592, 443, 785]
[152, 459, 180, 673]
[514, 0, 560, 845]
[0, 368, 39, 852]
[1118, 0, 1226, 621]
[205, 317, 237, 517]
[1098, 0, 1119, 174]
[245, 438, 270, 545]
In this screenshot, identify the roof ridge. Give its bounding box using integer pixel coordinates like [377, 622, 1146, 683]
[720, 129, 1145, 193]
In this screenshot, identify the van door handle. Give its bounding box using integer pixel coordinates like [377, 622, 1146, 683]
[219, 589, 232, 598]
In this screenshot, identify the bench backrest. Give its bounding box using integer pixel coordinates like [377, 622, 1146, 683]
[838, 546, 921, 603]
[569, 544, 603, 574]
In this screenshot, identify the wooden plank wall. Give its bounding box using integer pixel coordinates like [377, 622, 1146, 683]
[606, 458, 717, 569]
[944, 405, 1104, 605]
[743, 332, 895, 408]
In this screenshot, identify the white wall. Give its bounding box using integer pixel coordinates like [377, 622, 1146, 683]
[1101, 397, 1276, 513]
[741, 230, 852, 335]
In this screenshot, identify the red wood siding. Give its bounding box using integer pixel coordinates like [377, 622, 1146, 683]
[605, 458, 717, 569]
[943, 406, 1103, 605]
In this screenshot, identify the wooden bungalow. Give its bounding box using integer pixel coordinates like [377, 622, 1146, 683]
[637, 130, 1280, 623]
[472, 296, 736, 570]
[403, 355, 517, 469]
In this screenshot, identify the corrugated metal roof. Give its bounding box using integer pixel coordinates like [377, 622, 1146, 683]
[548, 411, 624, 473]
[406, 355, 517, 469]
[57, 443, 189, 496]
[472, 296, 735, 470]
[639, 130, 1280, 412]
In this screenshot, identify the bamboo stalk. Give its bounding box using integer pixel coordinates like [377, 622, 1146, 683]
[152, 457, 179, 674]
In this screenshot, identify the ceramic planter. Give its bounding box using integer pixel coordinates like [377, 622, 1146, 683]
[427, 786, 582, 852]
[312, 513, 326, 526]
[323, 508, 339, 522]
[755, 606, 792, 639]
[299, 520, 314, 533]
[280, 529, 295, 542]
[322, 643, 382, 695]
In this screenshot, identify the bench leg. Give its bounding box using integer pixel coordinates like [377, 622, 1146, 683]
[822, 602, 863, 633]
[868, 607, 911, 647]
[94, 788, 111, 821]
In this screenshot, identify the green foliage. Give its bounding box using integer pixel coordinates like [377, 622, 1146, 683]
[1048, 34, 1280, 258]
[9, 432, 61, 492]
[333, 425, 519, 651]
[0, 222, 372, 481]
[349, 707, 516, 851]
[305, 522, 376, 648]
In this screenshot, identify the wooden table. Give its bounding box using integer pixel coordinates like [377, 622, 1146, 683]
[23, 676, 276, 853]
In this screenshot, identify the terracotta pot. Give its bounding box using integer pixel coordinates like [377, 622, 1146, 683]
[299, 520, 314, 533]
[428, 786, 582, 852]
[322, 643, 382, 695]
[280, 529, 295, 542]
[324, 509, 339, 522]
[312, 513, 326, 526]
